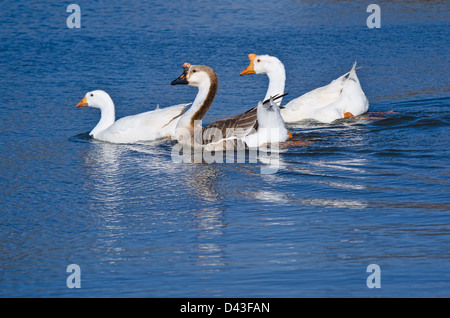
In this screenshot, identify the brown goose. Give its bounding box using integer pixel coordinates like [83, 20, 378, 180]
[171, 63, 289, 150]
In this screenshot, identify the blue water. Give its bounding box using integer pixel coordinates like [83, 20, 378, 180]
[1, 1, 449, 297]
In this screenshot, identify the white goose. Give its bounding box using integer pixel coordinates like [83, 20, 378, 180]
[240, 54, 369, 124]
[170, 63, 289, 150]
[243, 95, 289, 148]
[76, 90, 189, 143]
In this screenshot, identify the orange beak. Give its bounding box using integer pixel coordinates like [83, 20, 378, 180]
[240, 53, 257, 76]
[76, 96, 88, 108]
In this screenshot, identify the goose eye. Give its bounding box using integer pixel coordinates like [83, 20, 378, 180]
[90, 93, 94, 97]
[257, 59, 261, 63]
[192, 70, 197, 73]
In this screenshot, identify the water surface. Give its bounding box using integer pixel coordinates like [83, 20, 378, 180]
[0, 0, 449, 297]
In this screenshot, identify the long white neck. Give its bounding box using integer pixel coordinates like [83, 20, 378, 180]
[176, 79, 212, 131]
[264, 64, 286, 106]
[90, 100, 116, 137]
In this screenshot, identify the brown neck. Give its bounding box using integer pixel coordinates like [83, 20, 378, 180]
[190, 71, 218, 127]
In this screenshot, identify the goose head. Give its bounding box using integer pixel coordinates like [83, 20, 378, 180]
[256, 95, 290, 143]
[260, 97, 276, 112]
[240, 54, 284, 76]
[76, 90, 116, 137]
[171, 63, 217, 88]
[260, 94, 288, 112]
[170, 63, 219, 133]
[76, 90, 114, 110]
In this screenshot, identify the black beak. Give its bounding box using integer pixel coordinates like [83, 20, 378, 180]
[171, 65, 190, 85]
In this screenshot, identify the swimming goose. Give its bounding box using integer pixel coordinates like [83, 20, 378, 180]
[76, 90, 189, 143]
[243, 95, 289, 148]
[240, 54, 369, 124]
[170, 63, 289, 150]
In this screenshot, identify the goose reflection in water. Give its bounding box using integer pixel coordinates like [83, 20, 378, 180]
[81, 141, 229, 268]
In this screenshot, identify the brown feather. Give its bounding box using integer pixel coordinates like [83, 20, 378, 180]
[191, 66, 218, 128]
[202, 107, 258, 145]
[200, 94, 288, 145]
